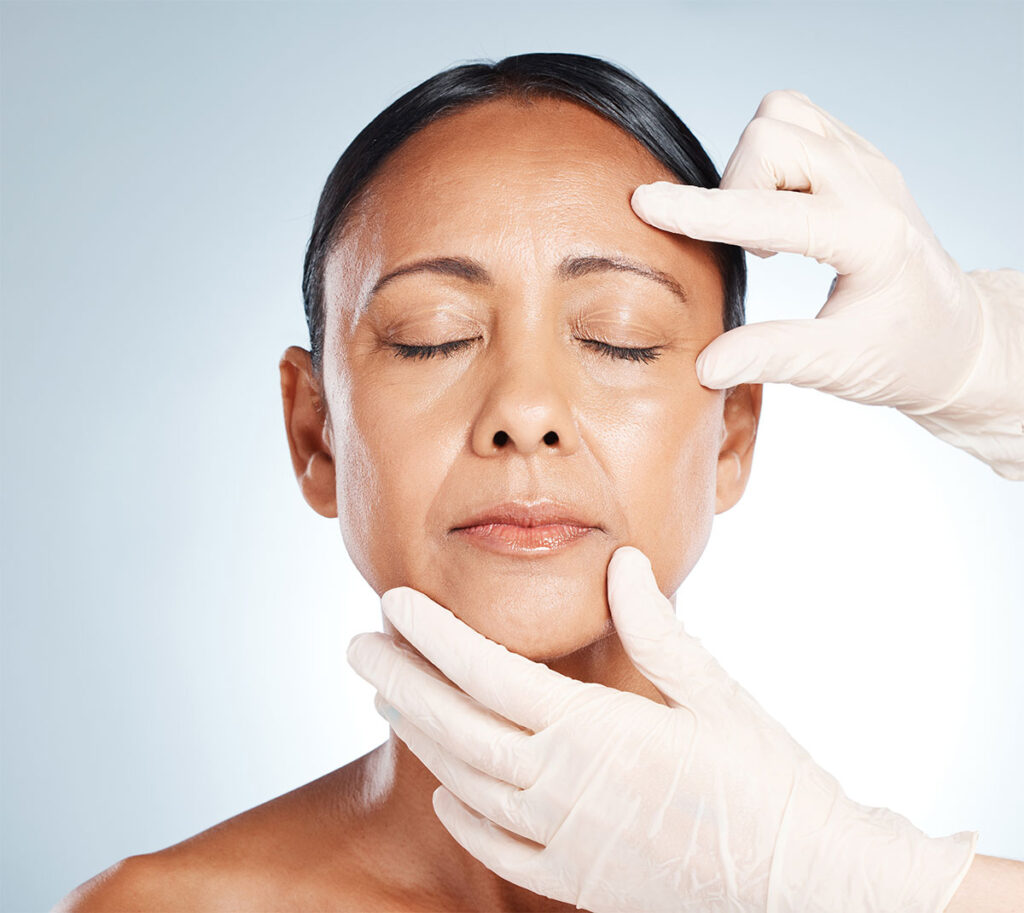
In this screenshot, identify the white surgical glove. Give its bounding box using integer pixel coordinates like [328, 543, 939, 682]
[631, 89, 1024, 481]
[346, 546, 977, 913]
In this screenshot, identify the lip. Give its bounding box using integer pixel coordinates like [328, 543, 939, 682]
[450, 499, 601, 556]
[452, 523, 597, 555]
[451, 499, 600, 531]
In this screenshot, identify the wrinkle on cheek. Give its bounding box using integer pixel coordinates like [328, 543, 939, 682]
[335, 408, 389, 589]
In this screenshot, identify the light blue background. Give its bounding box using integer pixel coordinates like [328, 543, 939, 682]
[3, 2, 1022, 910]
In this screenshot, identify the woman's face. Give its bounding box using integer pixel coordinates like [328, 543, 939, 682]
[281, 97, 760, 662]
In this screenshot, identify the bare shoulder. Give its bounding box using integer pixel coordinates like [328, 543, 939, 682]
[52, 847, 393, 913]
[53, 751, 400, 912]
[50, 854, 208, 913]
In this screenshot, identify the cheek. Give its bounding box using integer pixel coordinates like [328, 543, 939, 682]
[332, 337, 724, 601]
[666, 392, 724, 581]
[598, 381, 722, 592]
[333, 366, 459, 594]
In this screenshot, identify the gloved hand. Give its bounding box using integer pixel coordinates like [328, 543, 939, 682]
[631, 89, 1024, 481]
[346, 546, 978, 913]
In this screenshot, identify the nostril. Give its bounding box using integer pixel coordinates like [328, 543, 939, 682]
[491, 430, 559, 448]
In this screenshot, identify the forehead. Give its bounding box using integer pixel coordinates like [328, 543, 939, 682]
[326, 96, 722, 310]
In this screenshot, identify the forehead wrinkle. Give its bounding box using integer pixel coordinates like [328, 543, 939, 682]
[329, 98, 707, 329]
[354, 246, 695, 320]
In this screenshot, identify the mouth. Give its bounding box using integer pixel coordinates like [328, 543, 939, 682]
[450, 499, 600, 556]
[452, 522, 596, 554]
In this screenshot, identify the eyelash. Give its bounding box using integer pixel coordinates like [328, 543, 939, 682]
[389, 338, 663, 364]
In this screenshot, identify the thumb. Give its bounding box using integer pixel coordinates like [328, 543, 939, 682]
[608, 547, 728, 708]
[697, 317, 842, 389]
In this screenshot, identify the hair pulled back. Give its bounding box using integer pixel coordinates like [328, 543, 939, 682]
[302, 52, 746, 384]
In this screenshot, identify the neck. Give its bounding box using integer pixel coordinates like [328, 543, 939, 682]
[363, 625, 665, 912]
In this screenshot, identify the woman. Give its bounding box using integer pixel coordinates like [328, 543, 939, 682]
[58, 53, 1014, 912]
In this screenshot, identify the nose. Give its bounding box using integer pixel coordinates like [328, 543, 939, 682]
[470, 350, 581, 457]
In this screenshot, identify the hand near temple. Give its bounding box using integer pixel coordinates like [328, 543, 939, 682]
[631, 89, 1024, 481]
[347, 546, 978, 912]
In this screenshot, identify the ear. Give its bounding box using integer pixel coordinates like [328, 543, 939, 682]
[715, 383, 762, 514]
[279, 345, 337, 518]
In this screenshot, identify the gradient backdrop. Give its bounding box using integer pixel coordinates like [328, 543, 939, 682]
[2, 2, 1022, 909]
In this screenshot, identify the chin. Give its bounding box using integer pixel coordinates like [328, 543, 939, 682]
[449, 583, 614, 664]
[430, 527, 617, 653]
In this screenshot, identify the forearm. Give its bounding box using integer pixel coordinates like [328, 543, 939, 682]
[905, 267, 1024, 481]
[944, 853, 1024, 912]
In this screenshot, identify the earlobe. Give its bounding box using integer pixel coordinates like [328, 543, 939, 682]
[279, 346, 338, 518]
[714, 449, 742, 513]
[714, 383, 762, 515]
[300, 452, 338, 518]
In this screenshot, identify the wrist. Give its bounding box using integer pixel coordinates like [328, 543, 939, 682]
[769, 758, 978, 913]
[904, 268, 1024, 479]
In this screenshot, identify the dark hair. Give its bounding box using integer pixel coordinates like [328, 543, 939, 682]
[302, 52, 746, 387]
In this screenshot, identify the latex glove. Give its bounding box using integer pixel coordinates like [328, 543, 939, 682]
[346, 546, 977, 913]
[631, 89, 1024, 481]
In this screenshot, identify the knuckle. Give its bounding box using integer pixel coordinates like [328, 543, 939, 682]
[723, 117, 785, 188]
[740, 115, 782, 149]
[756, 88, 805, 117]
[501, 787, 534, 836]
[491, 729, 535, 785]
[738, 113, 765, 140]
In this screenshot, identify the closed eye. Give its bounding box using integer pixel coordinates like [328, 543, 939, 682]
[388, 338, 478, 360]
[388, 338, 663, 363]
[582, 339, 663, 363]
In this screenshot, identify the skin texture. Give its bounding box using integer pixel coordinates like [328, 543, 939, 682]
[305, 96, 760, 666]
[51, 96, 1024, 913]
[278, 96, 761, 910]
[54, 96, 762, 911]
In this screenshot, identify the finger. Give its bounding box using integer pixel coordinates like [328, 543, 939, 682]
[432, 787, 551, 896]
[631, 184, 859, 273]
[749, 89, 904, 206]
[695, 318, 844, 389]
[607, 547, 732, 708]
[377, 694, 549, 844]
[754, 88, 891, 161]
[347, 632, 535, 787]
[721, 89, 839, 260]
[379, 586, 588, 734]
[754, 89, 832, 138]
[719, 116, 865, 195]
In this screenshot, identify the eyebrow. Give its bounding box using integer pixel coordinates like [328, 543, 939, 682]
[363, 253, 690, 310]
